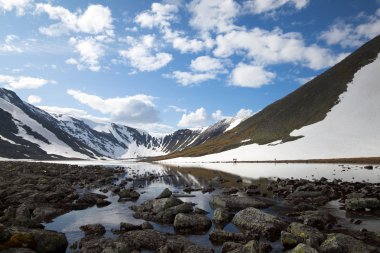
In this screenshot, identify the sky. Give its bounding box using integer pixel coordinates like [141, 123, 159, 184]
[0, 0, 379, 133]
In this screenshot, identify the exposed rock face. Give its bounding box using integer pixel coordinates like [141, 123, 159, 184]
[319, 233, 377, 253]
[345, 198, 380, 211]
[173, 213, 212, 233]
[210, 195, 270, 211]
[232, 207, 287, 241]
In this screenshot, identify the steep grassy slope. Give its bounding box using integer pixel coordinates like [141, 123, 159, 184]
[156, 35, 380, 159]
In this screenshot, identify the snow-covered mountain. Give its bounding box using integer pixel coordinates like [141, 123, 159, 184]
[0, 89, 248, 159]
[162, 35, 380, 162]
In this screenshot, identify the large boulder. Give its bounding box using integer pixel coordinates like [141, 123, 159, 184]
[345, 198, 380, 211]
[288, 223, 325, 248]
[210, 196, 270, 211]
[121, 229, 167, 250]
[298, 210, 337, 229]
[79, 224, 106, 236]
[319, 233, 377, 253]
[232, 207, 287, 241]
[289, 243, 319, 253]
[173, 213, 211, 233]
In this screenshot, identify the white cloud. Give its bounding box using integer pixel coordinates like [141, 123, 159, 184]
[214, 27, 347, 70]
[135, 2, 178, 29]
[68, 37, 105, 72]
[36, 4, 114, 37]
[0, 0, 32, 15]
[168, 71, 217, 86]
[67, 89, 160, 124]
[190, 56, 224, 72]
[188, 0, 240, 34]
[236, 108, 254, 118]
[39, 106, 89, 117]
[178, 107, 253, 128]
[0, 35, 22, 53]
[169, 105, 187, 113]
[0, 74, 55, 90]
[27, 95, 42, 104]
[178, 107, 209, 127]
[163, 28, 214, 53]
[230, 63, 276, 88]
[320, 8, 380, 48]
[119, 35, 172, 72]
[244, 0, 310, 14]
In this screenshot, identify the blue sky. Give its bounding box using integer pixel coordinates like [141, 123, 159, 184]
[0, 0, 379, 133]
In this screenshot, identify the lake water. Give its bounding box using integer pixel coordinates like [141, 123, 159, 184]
[42, 161, 380, 252]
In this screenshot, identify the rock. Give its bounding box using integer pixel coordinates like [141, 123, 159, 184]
[29, 229, 68, 253]
[211, 176, 226, 184]
[228, 240, 260, 253]
[0, 224, 11, 243]
[194, 208, 208, 214]
[281, 231, 302, 250]
[209, 229, 249, 244]
[212, 208, 231, 225]
[157, 235, 193, 253]
[118, 189, 140, 201]
[260, 241, 272, 253]
[288, 222, 325, 248]
[222, 187, 239, 195]
[210, 195, 270, 211]
[96, 198, 111, 207]
[173, 213, 211, 233]
[221, 242, 243, 253]
[232, 207, 287, 241]
[80, 224, 106, 236]
[364, 165, 373, 170]
[121, 229, 166, 250]
[156, 188, 172, 199]
[152, 197, 183, 213]
[289, 243, 318, 253]
[32, 207, 64, 223]
[120, 222, 142, 233]
[0, 248, 37, 253]
[345, 198, 380, 211]
[319, 233, 377, 253]
[183, 245, 214, 253]
[293, 204, 317, 212]
[298, 211, 337, 229]
[141, 222, 153, 229]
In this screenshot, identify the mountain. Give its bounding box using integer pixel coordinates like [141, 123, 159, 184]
[159, 35, 380, 162]
[0, 89, 247, 159]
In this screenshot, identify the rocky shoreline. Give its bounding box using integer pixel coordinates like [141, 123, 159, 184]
[0, 161, 379, 252]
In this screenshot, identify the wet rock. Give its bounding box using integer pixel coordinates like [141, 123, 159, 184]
[152, 197, 183, 213]
[157, 235, 193, 253]
[156, 188, 172, 199]
[212, 208, 231, 225]
[209, 229, 249, 244]
[32, 207, 64, 223]
[222, 187, 239, 195]
[221, 242, 243, 253]
[288, 222, 325, 248]
[364, 165, 373, 170]
[0, 248, 37, 253]
[289, 243, 318, 253]
[173, 213, 211, 233]
[210, 195, 270, 211]
[293, 203, 317, 212]
[79, 236, 132, 253]
[120, 222, 142, 233]
[281, 231, 302, 250]
[298, 210, 337, 229]
[286, 184, 336, 206]
[183, 245, 214, 253]
[227, 240, 260, 253]
[141, 221, 153, 229]
[96, 198, 111, 208]
[0, 224, 11, 243]
[121, 229, 166, 250]
[232, 207, 287, 241]
[194, 207, 208, 214]
[345, 198, 380, 211]
[319, 233, 377, 253]
[80, 224, 106, 236]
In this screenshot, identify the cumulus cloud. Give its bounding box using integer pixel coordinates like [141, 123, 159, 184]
[0, 0, 32, 15]
[0, 74, 55, 90]
[320, 9, 380, 48]
[178, 107, 254, 128]
[168, 71, 217, 86]
[67, 37, 105, 72]
[178, 107, 209, 127]
[35, 4, 114, 37]
[67, 89, 160, 124]
[119, 35, 172, 72]
[214, 27, 347, 70]
[135, 2, 213, 54]
[27, 95, 42, 104]
[244, 0, 310, 14]
[230, 63, 276, 88]
[188, 0, 240, 34]
[0, 35, 23, 53]
[190, 56, 225, 72]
